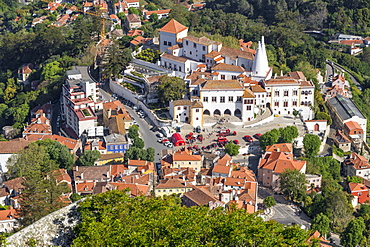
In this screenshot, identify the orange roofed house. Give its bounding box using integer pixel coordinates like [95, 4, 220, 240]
[155, 178, 193, 197]
[348, 182, 370, 206]
[344, 152, 370, 179]
[159, 19, 189, 52]
[258, 144, 306, 190]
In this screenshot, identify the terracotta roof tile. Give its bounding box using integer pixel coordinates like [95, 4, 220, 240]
[0, 139, 33, 154]
[98, 153, 124, 161]
[344, 121, 362, 131]
[265, 78, 299, 85]
[128, 160, 148, 166]
[172, 99, 191, 106]
[265, 143, 293, 153]
[145, 9, 171, 16]
[127, 14, 140, 23]
[183, 36, 221, 46]
[110, 182, 150, 196]
[183, 187, 222, 206]
[173, 150, 202, 161]
[212, 63, 245, 73]
[161, 53, 188, 63]
[156, 179, 192, 189]
[158, 19, 188, 34]
[250, 84, 266, 92]
[3, 177, 25, 192]
[242, 88, 255, 98]
[346, 152, 370, 170]
[220, 46, 254, 60]
[349, 182, 367, 192]
[201, 80, 243, 90]
[259, 152, 306, 173]
[212, 164, 231, 175]
[205, 51, 221, 58]
[289, 71, 306, 81]
[0, 208, 20, 221]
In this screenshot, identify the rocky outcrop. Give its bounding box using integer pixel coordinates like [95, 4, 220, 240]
[6, 202, 82, 247]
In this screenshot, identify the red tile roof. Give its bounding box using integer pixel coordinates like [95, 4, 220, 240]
[145, 9, 171, 16]
[156, 179, 192, 189]
[212, 164, 231, 175]
[349, 182, 367, 192]
[201, 80, 243, 90]
[0, 139, 33, 154]
[158, 19, 188, 34]
[212, 63, 245, 72]
[265, 143, 293, 153]
[0, 208, 20, 221]
[344, 121, 362, 131]
[259, 152, 306, 173]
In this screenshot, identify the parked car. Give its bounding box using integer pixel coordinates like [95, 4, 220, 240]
[161, 138, 170, 144]
[233, 140, 240, 144]
[254, 133, 262, 139]
[156, 133, 164, 138]
[243, 135, 253, 142]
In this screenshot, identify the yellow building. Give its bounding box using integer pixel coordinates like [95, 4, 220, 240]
[95, 153, 124, 166]
[172, 149, 203, 172]
[155, 179, 193, 197]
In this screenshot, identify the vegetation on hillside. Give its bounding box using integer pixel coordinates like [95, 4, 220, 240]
[72, 190, 311, 246]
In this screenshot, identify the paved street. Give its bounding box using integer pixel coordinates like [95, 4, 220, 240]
[124, 106, 165, 161]
[258, 187, 311, 229]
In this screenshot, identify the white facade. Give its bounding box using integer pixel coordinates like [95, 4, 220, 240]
[263, 78, 314, 119]
[200, 89, 243, 117]
[61, 68, 98, 137]
[159, 29, 188, 53]
[182, 36, 221, 62]
[305, 120, 327, 132]
[0, 154, 11, 173]
[125, 0, 139, 8]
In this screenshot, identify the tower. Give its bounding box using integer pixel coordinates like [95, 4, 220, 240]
[251, 36, 271, 81]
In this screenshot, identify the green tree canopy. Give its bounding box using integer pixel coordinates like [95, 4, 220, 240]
[41, 61, 63, 81]
[6, 144, 70, 226]
[224, 141, 240, 156]
[311, 213, 330, 237]
[149, 13, 158, 22]
[128, 125, 139, 139]
[259, 128, 280, 150]
[279, 169, 307, 202]
[72, 190, 310, 246]
[76, 150, 101, 166]
[278, 125, 298, 143]
[34, 139, 74, 170]
[128, 7, 139, 15]
[263, 196, 276, 208]
[156, 75, 186, 104]
[146, 147, 155, 162]
[325, 190, 354, 231]
[133, 137, 145, 149]
[303, 134, 321, 158]
[341, 217, 366, 247]
[315, 112, 332, 125]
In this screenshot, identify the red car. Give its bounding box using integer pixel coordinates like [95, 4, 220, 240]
[244, 135, 253, 142]
[254, 133, 262, 139]
[233, 140, 240, 144]
[161, 138, 170, 143]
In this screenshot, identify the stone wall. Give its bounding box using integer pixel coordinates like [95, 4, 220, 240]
[6, 201, 82, 247]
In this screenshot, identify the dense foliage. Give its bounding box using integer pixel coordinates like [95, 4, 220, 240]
[7, 141, 71, 226]
[0, 10, 102, 133]
[73, 190, 311, 246]
[259, 126, 298, 150]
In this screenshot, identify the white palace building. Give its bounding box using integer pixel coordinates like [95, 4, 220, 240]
[158, 19, 314, 127]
